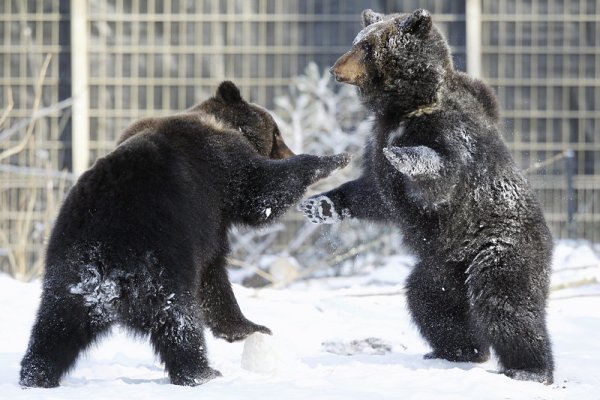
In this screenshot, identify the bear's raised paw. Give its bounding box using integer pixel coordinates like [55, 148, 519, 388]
[298, 195, 349, 224]
[211, 318, 272, 343]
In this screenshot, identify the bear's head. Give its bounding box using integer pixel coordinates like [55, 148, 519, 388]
[200, 81, 295, 159]
[331, 9, 452, 117]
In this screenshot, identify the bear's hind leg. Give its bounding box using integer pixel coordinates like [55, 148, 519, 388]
[131, 293, 221, 386]
[406, 260, 490, 363]
[199, 255, 271, 342]
[20, 290, 112, 387]
[467, 256, 554, 384]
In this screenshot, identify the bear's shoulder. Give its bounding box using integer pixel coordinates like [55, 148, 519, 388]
[449, 72, 500, 123]
[118, 112, 250, 154]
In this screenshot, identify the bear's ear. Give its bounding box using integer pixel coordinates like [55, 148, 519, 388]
[397, 9, 432, 37]
[216, 80, 243, 103]
[361, 9, 384, 27]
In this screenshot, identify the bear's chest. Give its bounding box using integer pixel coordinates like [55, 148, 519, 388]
[371, 122, 426, 183]
[370, 123, 422, 209]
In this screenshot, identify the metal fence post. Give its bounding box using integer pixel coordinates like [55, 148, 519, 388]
[71, 0, 89, 175]
[565, 149, 576, 238]
[466, 0, 482, 78]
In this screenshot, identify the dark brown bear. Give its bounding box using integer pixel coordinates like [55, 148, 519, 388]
[20, 81, 349, 387]
[299, 9, 554, 384]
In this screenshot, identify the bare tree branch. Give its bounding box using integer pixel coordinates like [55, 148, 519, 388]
[0, 97, 73, 142]
[0, 87, 14, 130]
[0, 54, 52, 161]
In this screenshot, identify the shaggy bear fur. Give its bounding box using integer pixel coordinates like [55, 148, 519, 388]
[299, 9, 554, 384]
[20, 81, 349, 387]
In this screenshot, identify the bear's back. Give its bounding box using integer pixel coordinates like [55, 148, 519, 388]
[48, 115, 250, 264]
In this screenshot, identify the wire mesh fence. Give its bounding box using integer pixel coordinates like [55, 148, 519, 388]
[84, 0, 466, 159]
[480, 0, 600, 242]
[1, 0, 598, 279]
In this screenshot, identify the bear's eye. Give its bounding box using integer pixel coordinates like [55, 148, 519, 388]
[361, 42, 373, 56]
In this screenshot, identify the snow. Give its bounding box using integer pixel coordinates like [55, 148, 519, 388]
[386, 124, 405, 146]
[353, 19, 387, 45]
[383, 146, 442, 177]
[69, 264, 122, 324]
[1, 240, 599, 399]
[241, 333, 298, 373]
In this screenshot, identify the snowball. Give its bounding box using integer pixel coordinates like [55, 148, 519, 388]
[241, 333, 296, 373]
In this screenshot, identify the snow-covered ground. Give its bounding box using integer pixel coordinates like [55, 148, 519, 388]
[1, 240, 599, 400]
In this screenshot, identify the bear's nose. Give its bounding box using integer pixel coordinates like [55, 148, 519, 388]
[329, 66, 342, 82]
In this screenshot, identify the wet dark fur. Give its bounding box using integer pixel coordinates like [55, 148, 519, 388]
[20, 81, 349, 387]
[300, 9, 553, 383]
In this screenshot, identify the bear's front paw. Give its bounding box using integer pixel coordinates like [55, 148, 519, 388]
[313, 153, 351, 181]
[298, 195, 348, 224]
[211, 318, 272, 343]
[329, 152, 352, 169]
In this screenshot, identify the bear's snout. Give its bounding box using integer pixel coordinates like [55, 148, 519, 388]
[330, 47, 368, 86]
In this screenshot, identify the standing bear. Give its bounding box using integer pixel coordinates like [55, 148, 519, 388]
[20, 81, 350, 387]
[300, 9, 554, 383]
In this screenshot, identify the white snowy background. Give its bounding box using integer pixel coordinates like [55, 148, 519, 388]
[1, 239, 599, 400]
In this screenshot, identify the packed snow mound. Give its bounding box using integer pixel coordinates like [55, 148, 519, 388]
[241, 333, 299, 373]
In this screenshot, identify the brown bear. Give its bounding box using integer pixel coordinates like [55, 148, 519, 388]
[300, 9, 554, 384]
[20, 81, 350, 387]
